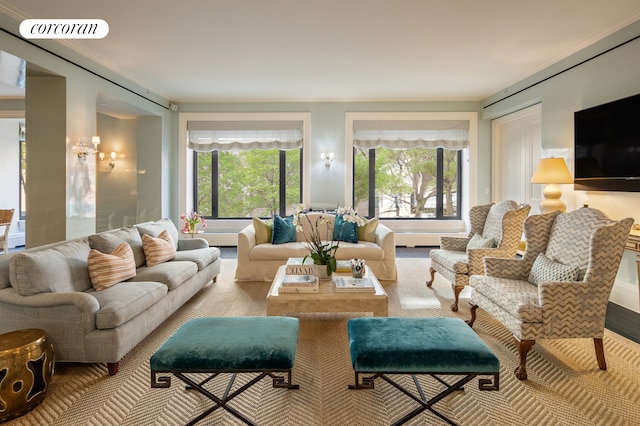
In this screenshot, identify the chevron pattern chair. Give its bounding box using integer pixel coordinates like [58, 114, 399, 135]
[427, 200, 530, 311]
[467, 207, 633, 380]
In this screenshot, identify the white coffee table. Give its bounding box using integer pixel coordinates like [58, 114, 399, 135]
[266, 265, 388, 317]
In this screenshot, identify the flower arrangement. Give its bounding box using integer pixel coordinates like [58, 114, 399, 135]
[180, 210, 207, 234]
[293, 204, 364, 275]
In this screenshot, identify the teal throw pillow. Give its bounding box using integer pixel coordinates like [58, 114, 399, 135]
[333, 214, 358, 243]
[528, 252, 580, 285]
[271, 215, 297, 244]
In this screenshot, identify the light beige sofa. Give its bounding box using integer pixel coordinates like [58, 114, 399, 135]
[235, 212, 397, 281]
[0, 218, 220, 375]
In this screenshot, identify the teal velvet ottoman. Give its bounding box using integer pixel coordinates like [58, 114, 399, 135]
[348, 317, 499, 426]
[150, 316, 300, 426]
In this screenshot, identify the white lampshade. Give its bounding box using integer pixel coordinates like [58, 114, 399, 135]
[530, 158, 572, 184]
[530, 157, 573, 213]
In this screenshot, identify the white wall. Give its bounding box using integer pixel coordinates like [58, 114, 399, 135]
[0, 23, 174, 246]
[0, 118, 23, 248]
[482, 21, 640, 312]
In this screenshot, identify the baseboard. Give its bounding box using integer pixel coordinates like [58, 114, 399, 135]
[609, 278, 639, 313]
[395, 232, 465, 247]
[8, 233, 25, 249]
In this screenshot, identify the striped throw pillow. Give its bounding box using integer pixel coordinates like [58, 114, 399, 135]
[88, 242, 136, 291]
[142, 230, 176, 267]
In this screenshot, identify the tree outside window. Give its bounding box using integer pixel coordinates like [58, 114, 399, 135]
[351, 117, 467, 219]
[353, 146, 461, 219]
[194, 148, 301, 218]
[188, 118, 305, 219]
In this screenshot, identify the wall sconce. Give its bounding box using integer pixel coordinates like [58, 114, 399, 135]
[530, 157, 573, 213]
[99, 151, 123, 169]
[320, 152, 333, 169]
[73, 136, 100, 159]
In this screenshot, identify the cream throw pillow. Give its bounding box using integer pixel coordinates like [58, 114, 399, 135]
[88, 242, 137, 291]
[253, 217, 273, 245]
[357, 217, 379, 242]
[142, 230, 176, 266]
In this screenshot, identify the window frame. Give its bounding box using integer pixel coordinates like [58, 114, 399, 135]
[192, 148, 303, 219]
[179, 112, 311, 222]
[345, 112, 477, 231]
[353, 146, 463, 220]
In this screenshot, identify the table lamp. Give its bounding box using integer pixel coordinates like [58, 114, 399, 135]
[530, 157, 573, 213]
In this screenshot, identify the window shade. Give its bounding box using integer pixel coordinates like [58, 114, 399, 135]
[353, 119, 469, 150]
[188, 120, 304, 152]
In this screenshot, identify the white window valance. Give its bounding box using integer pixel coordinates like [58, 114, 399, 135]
[353, 119, 469, 150]
[188, 120, 304, 152]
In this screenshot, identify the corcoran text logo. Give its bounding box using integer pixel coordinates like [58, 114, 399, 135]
[19, 19, 109, 39]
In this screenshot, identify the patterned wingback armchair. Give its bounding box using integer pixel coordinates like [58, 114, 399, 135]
[468, 207, 633, 380]
[427, 200, 530, 311]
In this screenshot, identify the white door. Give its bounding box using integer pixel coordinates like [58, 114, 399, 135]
[491, 104, 542, 210]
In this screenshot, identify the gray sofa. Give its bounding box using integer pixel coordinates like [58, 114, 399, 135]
[0, 218, 220, 375]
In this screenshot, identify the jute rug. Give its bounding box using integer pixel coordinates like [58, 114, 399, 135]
[7, 258, 640, 425]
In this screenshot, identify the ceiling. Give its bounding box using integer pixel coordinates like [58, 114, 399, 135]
[1, 0, 640, 103]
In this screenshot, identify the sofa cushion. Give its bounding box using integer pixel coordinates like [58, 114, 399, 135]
[9, 240, 92, 296]
[249, 241, 384, 261]
[528, 252, 580, 285]
[250, 241, 310, 260]
[130, 260, 198, 291]
[90, 281, 168, 329]
[89, 226, 146, 268]
[334, 214, 358, 243]
[272, 215, 297, 244]
[430, 249, 468, 274]
[471, 276, 542, 323]
[88, 242, 137, 291]
[142, 231, 177, 267]
[253, 217, 273, 244]
[174, 247, 220, 271]
[334, 242, 384, 260]
[136, 218, 180, 249]
[358, 217, 378, 242]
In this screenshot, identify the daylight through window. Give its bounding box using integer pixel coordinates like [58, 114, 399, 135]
[352, 119, 468, 219]
[188, 120, 304, 218]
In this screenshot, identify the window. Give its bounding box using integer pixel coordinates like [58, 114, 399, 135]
[354, 146, 462, 219]
[193, 149, 301, 218]
[348, 114, 473, 220]
[184, 114, 310, 219]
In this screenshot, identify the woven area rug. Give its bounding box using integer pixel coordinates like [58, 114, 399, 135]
[7, 257, 640, 426]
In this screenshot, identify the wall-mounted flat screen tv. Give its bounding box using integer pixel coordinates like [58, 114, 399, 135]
[574, 93, 640, 192]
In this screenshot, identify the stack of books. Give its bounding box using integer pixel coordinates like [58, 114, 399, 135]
[333, 276, 376, 293]
[279, 258, 319, 294]
[285, 257, 315, 275]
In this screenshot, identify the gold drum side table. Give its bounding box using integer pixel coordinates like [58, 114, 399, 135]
[0, 329, 55, 422]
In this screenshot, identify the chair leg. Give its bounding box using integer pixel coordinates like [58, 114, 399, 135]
[425, 267, 436, 287]
[451, 285, 463, 312]
[107, 362, 119, 375]
[466, 303, 478, 327]
[594, 338, 607, 370]
[514, 338, 535, 381]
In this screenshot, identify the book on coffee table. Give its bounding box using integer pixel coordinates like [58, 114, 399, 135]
[278, 274, 319, 294]
[333, 276, 375, 292]
[281, 274, 318, 286]
[285, 257, 315, 275]
[278, 285, 319, 294]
